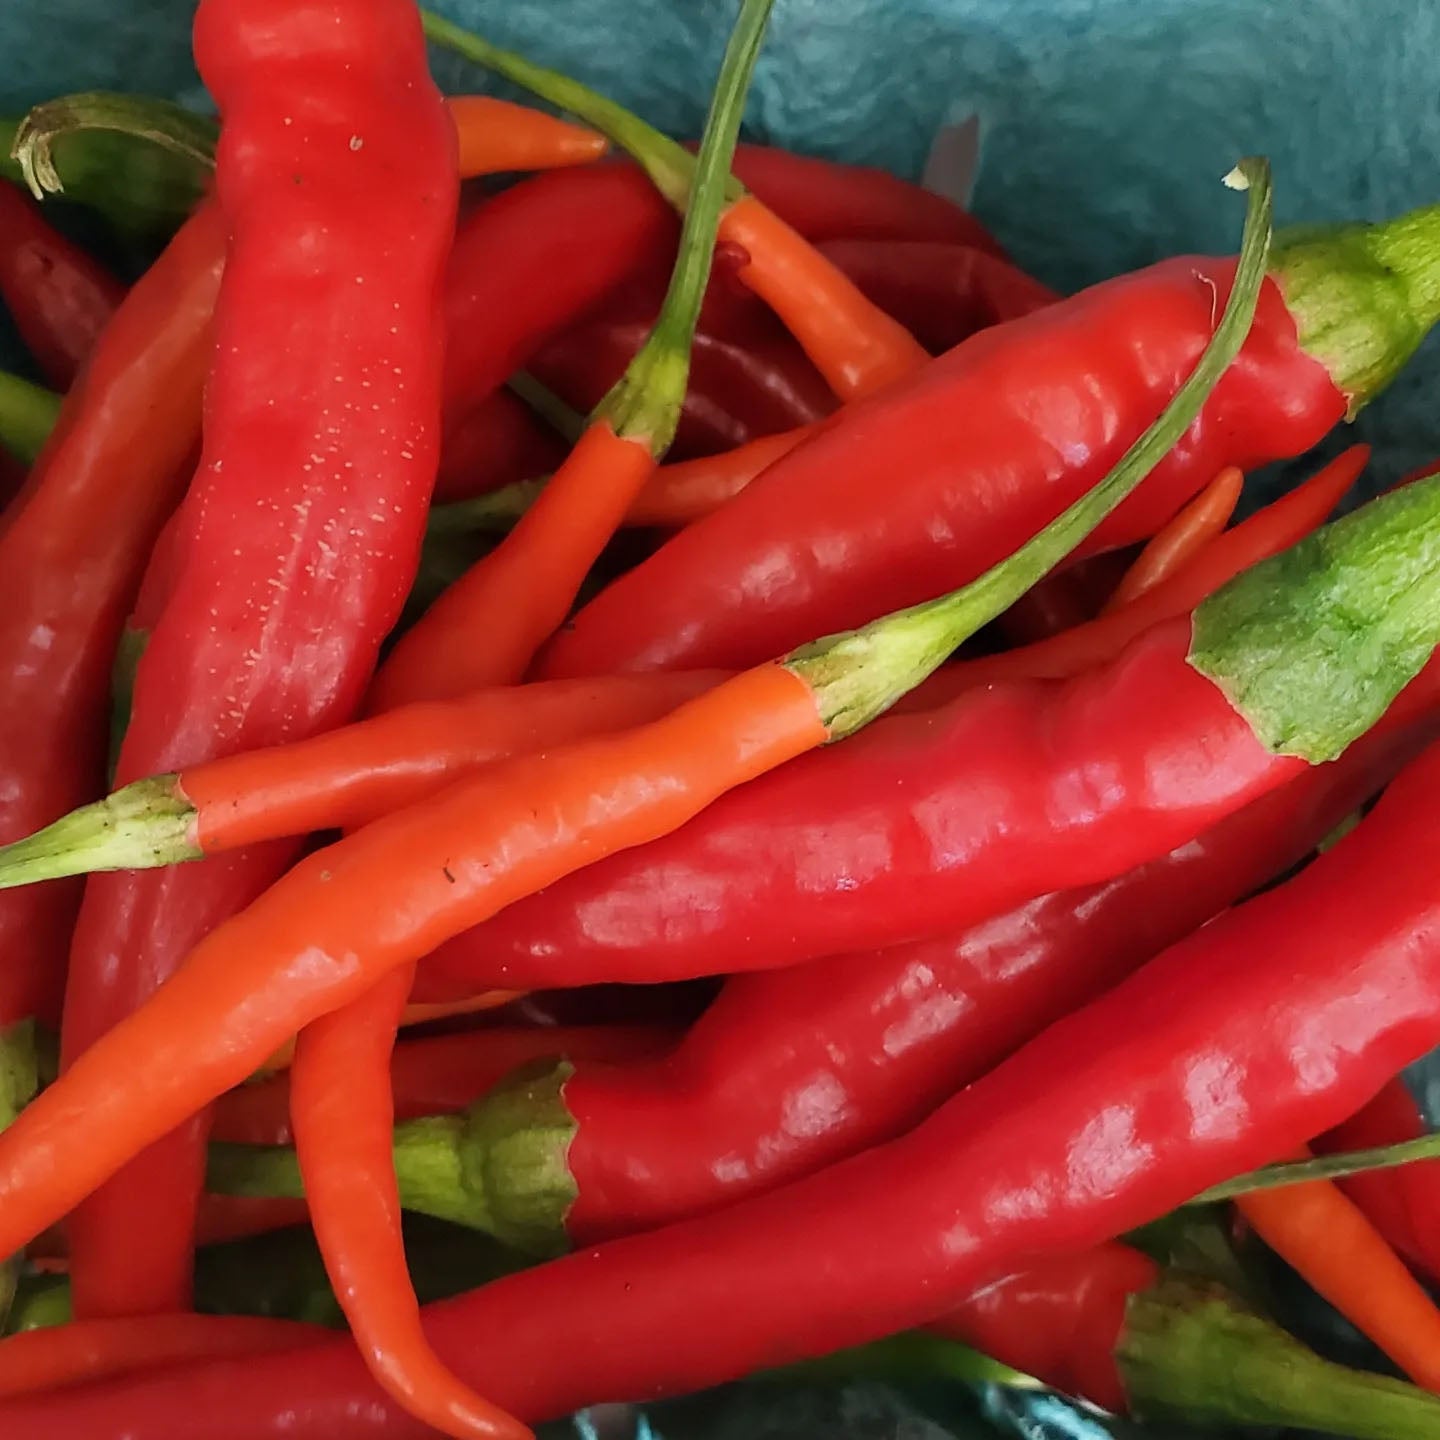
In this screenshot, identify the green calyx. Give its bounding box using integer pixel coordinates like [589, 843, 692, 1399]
[205, 1058, 579, 1260]
[1119, 1275, 1440, 1439]
[591, 0, 774, 454]
[1272, 203, 1440, 416]
[1189, 470, 1440, 763]
[12, 91, 217, 203]
[0, 776, 199, 890]
[0, 371, 61, 466]
[788, 159, 1274, 739]
[420, 11, 744, 214]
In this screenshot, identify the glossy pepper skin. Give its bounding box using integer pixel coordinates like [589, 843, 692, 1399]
[0, 183, 125, 388]
[58, 0, 458, 1320]
[498, 708, 1429, 1247]
[536, 235, 1419, 677]
[0, 207, 222, 1032]
[418, 617, 1329, 998]
[31, 737, 1440, 1437]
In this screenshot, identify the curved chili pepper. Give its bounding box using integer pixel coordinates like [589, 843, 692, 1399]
[814, 238, 1058, 354]
[909, 444, 1366, 705]
[537, 212, 1440, 678]
[58, 0, 459, 1326]
[0, 183, 124, 388]
[33, 734, 1440, 1438]
[1103, 466, 1244, 611]
[302, 699, 1414, 1252]
[0, 205, 222, 1034]
[1234, 1151, 1440, 1389]
[424, 14, 931, 403]
[447, 95, 606, 175]
[0, 1313, 327, 1399]
[1314, 1079, 1440, 1283]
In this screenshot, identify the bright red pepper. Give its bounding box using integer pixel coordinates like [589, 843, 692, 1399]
[0, 206, 221, 1033]
[29, 735, 1440, 1437]
[58, 0, 458, 1320]
[536, 211, 1440, 677]
[412, 703, 1426, 1250]
[0, 182, 126, 388]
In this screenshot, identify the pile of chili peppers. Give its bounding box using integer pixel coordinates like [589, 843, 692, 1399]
[8, 2, 1440, 1438]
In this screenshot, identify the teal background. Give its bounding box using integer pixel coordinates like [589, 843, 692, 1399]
[6, 0, 1440, 484]
[5, 4, 1440, 1436]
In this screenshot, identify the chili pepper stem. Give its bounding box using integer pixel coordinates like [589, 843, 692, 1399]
[0, 371, 61, 465]
[1118, 1276, 1440, 1438]
[0, 777, 198, 888]
[1273, 204, 1440, 413]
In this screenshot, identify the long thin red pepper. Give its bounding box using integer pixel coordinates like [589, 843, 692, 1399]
[331, 697, 1420, 1252]
[1103, 465, 1244, 611]
[536, 213, 1440, 679]
[909, 443, 1366, 705]
[0, 183, 125, 388]
[0, 205, 222, 1033]
[58, 0, 459, 1329]
[1314, 1078, 1440, 1282]
[0, 178, 1297, 1265]
[29, 734, 1440, 1439]
[0, 1313, 328, 1399]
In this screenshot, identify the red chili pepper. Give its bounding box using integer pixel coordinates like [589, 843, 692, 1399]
[0, 1313, 328, 1399]
[389, 702, 1422, 1251]
[1103, 465, 1245, 612]
[212, 1024, 674, 1146]
[58, 0, 459, 1325]
[814, 238, 1059, 353]
[1314, 1078, 1440, 1283]
[31, 734, 1440, 1438]
[536, 214, 1440, 678]
[0, 182, 126, 388]
[433, 388, 571, 504]
[0, 204, 222, 1034]
[928, 1242, 1159, 1412]
[911, 444, 1366, 704]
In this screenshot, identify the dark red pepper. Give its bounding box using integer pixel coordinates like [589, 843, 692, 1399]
[536, 212, 1440, 677]
[0, 182, 125, 388]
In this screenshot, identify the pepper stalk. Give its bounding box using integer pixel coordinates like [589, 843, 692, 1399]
[0, 372, 62, 466]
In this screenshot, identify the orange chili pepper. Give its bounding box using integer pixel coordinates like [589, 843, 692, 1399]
[0, 1314, 327, 1398]
[911, 445, 1366, 708]
[448, 96, 607, 177]
[1102, 465, 1244, 612]
[1237, 1156, 1440, 1392]
[718, 195, 929, 399]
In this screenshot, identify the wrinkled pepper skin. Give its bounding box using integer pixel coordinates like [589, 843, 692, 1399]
[554, 713, 1427, 1243]
[537, 261, 1344, 676]
[27, 738, 1440, 1438]
[59, 0, 458, 1318]
[417, 617, 1328, 997]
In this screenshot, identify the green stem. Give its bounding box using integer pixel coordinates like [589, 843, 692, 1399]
[420, 12, 736, 212]
[1120, 1275, 1440, 1438]
[1193, 1131, 1440, 1203]
[0, 371, 61, 465]
[428, 480, 545, 539]
[761, 1331, 1032, 1390]
[591, 0, 774, 453]
[786, 160, 1274, 738]
[12, 92, 217, 202]
[504, 373, 584, 444]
